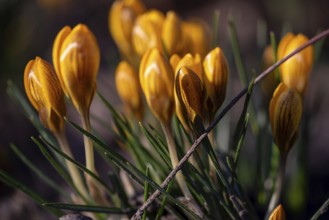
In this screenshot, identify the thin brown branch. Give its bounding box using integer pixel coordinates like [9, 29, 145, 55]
[130, 28, 329, 220]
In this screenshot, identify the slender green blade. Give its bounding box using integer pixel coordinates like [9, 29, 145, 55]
[10, 143, 69, 199]
[0, 170, 62, 216]
[44, 203, 133, 215]
[140, 123, 171, 169]
[66, 119, 202, 220]
[39, 136, 114, 195]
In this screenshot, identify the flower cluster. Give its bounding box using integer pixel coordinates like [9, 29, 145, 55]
[16, 0, 323, 219]
[109, 0, 228, 132]
[108, 0, 211, 67]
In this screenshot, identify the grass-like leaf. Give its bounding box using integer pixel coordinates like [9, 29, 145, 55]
[140, 123, 171, 169]
[32, 137, 72, 185]
[39, 136, 115, 196]
[10, 143, 69, 199]
[0, 170, 62, 217]
[43, 203, 133, 215]
[6, 80, 55, 145]
[142, 166, 150, 220]
[66, 119, 202, 219]
[231, 77, 254, 165]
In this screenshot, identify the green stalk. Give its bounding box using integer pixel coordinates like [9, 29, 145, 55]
[81, 110, 96, 173]
[265, 153, 287, 219]
[54, 132, 89, 200]
[161, 122, 192, 200]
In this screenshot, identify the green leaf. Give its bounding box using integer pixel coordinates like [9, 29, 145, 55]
[66, 119, 202, 220]
[6, 80, 55, 145]
[231, 77, 254, 167]
[0, 170, 62, 217]
[142, 166, 150, 220]
[39, 136, 114, 196]
[10, 143, 69, 199]
[139, 123, 171, 169]
[155, 180, 174, 220]
[32, 137, 73, 185]
[43, 203, 133, 215]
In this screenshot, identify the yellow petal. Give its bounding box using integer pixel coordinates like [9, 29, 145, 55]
[203, 47, 229, 118]
[55, 24, 100, 114]
[139, 48, 174, 123]
[115, 60, 144, 120]
[269, 83, 303, 153]
[175, 66, 204, 126]
[277, 32, 294, 61]
[108, 0, 145, 58]
[269, 204, 286, 220]
[132, 12, 163, 58]
[181, 19, 211, 58]
[52, 25, 71, 96]
[24, 57, 66, 133]
[161, 11, 182, 55]
[278, 33, 314, 94]
[174, 53, 203, 80]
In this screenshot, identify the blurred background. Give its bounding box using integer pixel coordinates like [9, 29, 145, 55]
[0, 0, 329, 219]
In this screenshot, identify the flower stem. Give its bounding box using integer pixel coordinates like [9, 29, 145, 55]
[55, 132, 88, 200]
[161, 122, 192, 200]
[81, 110, 96, 173]
[265, 153, 287, 219]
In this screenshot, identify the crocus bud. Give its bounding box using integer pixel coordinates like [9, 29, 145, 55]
[175, 67, 204, 128]
[115, 60, 144, 120]
[132, 10, 164, 57]
[52, 24, 100, 115]
[169, 54, 181, 71]
[161, 11, 183, 55]
[24, 57, 66, 134]
[108, 0, 145, 59]
[269, 204, 286, 220]
[181, 19, 211, 58]
[269, 83, 303, 154]
[277, 33, 314, 94]
[172, 53, 203, 80]
[261, 45, 279, 104]
[203, 47, 229, 120]
[139, 48, 174, 124]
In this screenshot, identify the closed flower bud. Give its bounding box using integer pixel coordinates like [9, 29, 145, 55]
[24, 57, 66, 133]
[181, 19, 211, 58]
[175, 67, 204, 127]
[52, 24, 100, 115]
[139, 48, 174, 123]
[261, 45, 279, 104]
[203, 47, 229, 120]
[269, 83, 303, 154]
[161, 11, 183, 55]
[169, 54, 181, 72]
[108, 0, 145, 59]
[172, 53, 203, 80]
[132, 10, 164, 57]
[277, 33, 314, 94]
[115, 60, 144, 120]
[269, 204, 286, 220]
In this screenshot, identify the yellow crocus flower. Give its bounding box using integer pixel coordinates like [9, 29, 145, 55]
[269, 83, 303, 154]
[115, 60, 144, 120]
[24, 57, 66, 134]
[52, 24, 100, 115]
[269, 204, 286, 220]
[139, 48, 174, 124]
[277, 32, 314, 94]
[203, 47, 229, 120]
